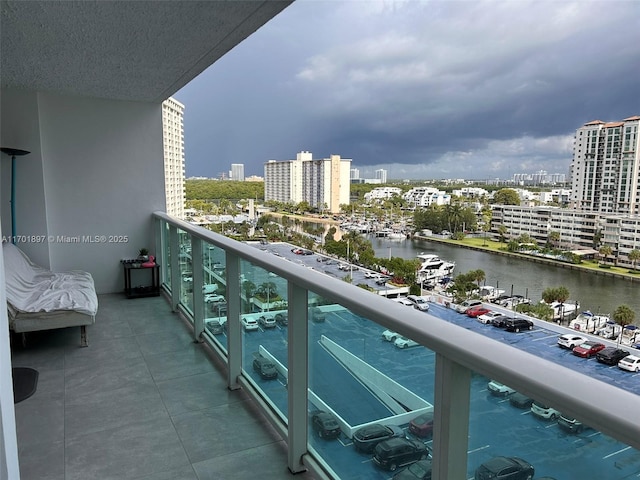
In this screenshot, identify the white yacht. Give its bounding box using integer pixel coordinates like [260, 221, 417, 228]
[416, 253, 455, 283]
[567, 309, 607, 332]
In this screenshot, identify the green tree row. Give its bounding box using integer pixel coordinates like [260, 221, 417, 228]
[186, 179, 264, 201]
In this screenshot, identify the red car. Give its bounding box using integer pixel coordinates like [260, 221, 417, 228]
[572, 341, 606, 358]
[408, 412, 434, 438]
[466, 305, 491, 318]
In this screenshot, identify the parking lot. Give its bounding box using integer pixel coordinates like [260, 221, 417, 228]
[201, 242, 640, 479]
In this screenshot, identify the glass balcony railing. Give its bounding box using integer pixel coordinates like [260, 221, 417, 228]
[153, 212, 640, 480]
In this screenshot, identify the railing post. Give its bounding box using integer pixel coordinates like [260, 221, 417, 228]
[225, 251, 242, 390]
[191, 238, 204, 341]
[169, 225, 180, 312]
[432, 353, 470, 480]
[287, 283, 309, 474]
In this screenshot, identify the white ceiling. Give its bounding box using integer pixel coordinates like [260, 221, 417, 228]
[0, 0, 292, 102]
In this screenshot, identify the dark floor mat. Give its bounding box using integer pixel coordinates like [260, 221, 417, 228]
[12, 367, 39, 404]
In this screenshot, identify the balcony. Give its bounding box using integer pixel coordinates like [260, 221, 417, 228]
[13, 213, 640, 479]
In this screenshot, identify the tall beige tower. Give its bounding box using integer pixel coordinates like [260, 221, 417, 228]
[162, 97, 185, 219]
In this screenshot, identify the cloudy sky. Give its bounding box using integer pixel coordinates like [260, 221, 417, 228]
[174, 0, 640, 181]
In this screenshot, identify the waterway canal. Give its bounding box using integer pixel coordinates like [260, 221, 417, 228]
[369, 235, 640, 316]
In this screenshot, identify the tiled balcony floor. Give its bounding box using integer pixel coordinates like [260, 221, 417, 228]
[11, 294, 316, 480]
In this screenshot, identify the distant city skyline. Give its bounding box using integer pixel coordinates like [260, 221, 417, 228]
[174, 1, 638, 180]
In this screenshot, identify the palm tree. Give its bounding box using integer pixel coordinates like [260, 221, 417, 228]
[599, 245, 613, 265]
[628, 249, 640, 271]
[548, 231, 561, 249]
[613, 304, 635, 328]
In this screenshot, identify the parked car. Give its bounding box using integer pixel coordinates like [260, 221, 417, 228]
[530, 401, 560, 420]
[407, 295, 430, 312]
[487, 380, 515, 397]
[477, 311, 506, 325]
[595, 347, 630, 365]
[557, 414, 586, 434]
[383, 330, 400, 342]
[352, 423, 405, 453]
[504, 318, 534, 332]
[491, 316, 509, 328]
[408, 412, 434, 438]
[252, 356, 277, 380]
[202, 283, 217, 294]
[309, 306, 326, 323]
[241, 317, 259, 331]
[509, 392, 534, 409]
[557, 334, 587, 349]
[205, 318, 226, 335]
[372, 437, 429, 471]
[395, 336, 419, 349]
[618, 354, 640, 372]
[274, 312, 288, 326]
[454, 299, 483, 314]
[474, 456, 534, 480]
[257, 314, 276, 329]
[466, 305, 491, 318]
[392, 459, 432, 479]
[572, 341, 606, 358]
[393, 297, 415, 307]
[310, 411, 341, 439]
[204, 294, 225, 304]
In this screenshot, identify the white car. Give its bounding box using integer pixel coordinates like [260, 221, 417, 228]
[394, 336, 419, 349]
[477, 311, 505, 325]
[204, 294, 225, 304]
[454, 299, 482, 314]
[407, 295, 430, 312]
[487, 380, 515, 396]
[618, 354, 640, 372]
[258, 315, 276, 329]
[241, 317, 259, 331]
[382, 330, 399, 342]
[557, 334, 587, 349]
[393, 297, 414, 307]
[531, 401, 560, 420]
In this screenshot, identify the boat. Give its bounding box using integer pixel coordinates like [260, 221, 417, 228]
[416, 253, 455, 283]
[387, 231, 407, 240]
[619, 325, 639, 346]
[548, 301, 580, 321]
[595, 321, 621, 340]
[568, 310, 607, 332]
[477, 285, 506, 301]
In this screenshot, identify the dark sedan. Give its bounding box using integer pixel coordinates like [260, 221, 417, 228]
[505, 318, 534, 332]
[311, 411, 341, 439]
[352, 423, 405, 453]
[392, 459, 432, 479]
[474, 456, 534, 480]
[595, 347, 630, 365]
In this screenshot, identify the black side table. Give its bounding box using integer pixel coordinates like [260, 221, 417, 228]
[123, 263, 160, 298]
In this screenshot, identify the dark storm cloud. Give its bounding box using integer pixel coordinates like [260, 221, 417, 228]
[175, 0, 640, 179]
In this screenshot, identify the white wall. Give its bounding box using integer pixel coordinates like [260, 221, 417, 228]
[1, 89, 166, 293]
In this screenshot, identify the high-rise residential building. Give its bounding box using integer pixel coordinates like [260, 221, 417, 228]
[162, 97, 185, 219]
[231, 163, 245, 181]
[375, 168, 388, 183]
[350, 168, 360, 179]
[264, 151, 351, 213]
[570, 116, 640, 214]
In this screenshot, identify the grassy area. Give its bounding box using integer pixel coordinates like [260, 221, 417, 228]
[440, 236, 639, 280]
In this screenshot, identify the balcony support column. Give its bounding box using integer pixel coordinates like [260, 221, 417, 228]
[432, 353, 470, 480]
[225, 252, 242, 390]
[191, 238, 204, 341]
[169, 225, 181, 311]
[287, 283, 309, 474]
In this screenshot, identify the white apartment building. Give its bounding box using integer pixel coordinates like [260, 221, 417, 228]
[402, 187, 451, 208]
[363, 186, 402, 203]
[350, 168, 360, 180]
[452, 187, 489, 199]
[162, 97, 185, 220]
[230, 163, 245, 181]
[264, 151, 351, 213]
[570, 116, 640, 214]
[375, 168, 388, 183]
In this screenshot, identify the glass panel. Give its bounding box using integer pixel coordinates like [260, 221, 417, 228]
[162, 220, 171, 290]
[177, 228, 193, 313]
[307, 291, 435, 479]
[469, 375, 640, 479]
[202, 239, 227, 352]
[240, 259, 288, 417]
